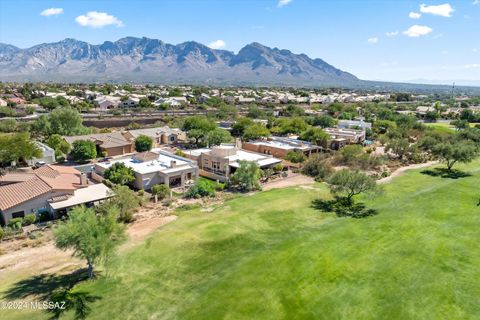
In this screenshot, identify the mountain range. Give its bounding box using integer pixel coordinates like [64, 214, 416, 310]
[0, 37, 358, 86]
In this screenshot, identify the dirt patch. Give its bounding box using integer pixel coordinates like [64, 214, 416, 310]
[126, 215, 177, 245]
[262, 174, 314, 191]
[0, 211, 178, 277]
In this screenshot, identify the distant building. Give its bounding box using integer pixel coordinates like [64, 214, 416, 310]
[124, 126, 187, 146]
[154, 97, 187, 107]
[95, 150, 198, 190]
[121, 97, 140, 108]
[337, 119, 372, 131]
[64, 133, 134, 157]
[184, 144, 281, 182]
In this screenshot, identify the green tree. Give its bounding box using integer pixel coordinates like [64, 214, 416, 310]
[49, 107, 88, 136]
[207, 128, 232, 146]
[182, 116, 217, 146]
[104, 162, 135, 186]
[229, 161, 262, 192]
[70, 140, 97, 163]
[328, 169, 377, 203]
[0, 132, 42, 166]
[385, 138, 410, 159]
[311, 115, 337, 128]
[101, 185, 143, 223]
[53, 206, 125, 278]
[242, 123, 270, 141]
[299, 127, 329, 146]
[301, 154, 334, 181]
[134, 135, 153, 152]
[231, 117, 254, 137]
[432, 140, 478, 171]
[138, 98, 152, 109]
[45, 134, 71, 155]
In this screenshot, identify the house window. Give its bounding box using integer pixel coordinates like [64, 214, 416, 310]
[11, 211, 25, 219]
[212, 161, 221, 170]
[170, 136, 175, 142]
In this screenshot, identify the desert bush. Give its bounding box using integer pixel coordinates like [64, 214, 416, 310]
[22, 214, 36, 226]
[151, 184, 171, 200]
[185, 179, 216, 198]
[8, 218, 23, 230]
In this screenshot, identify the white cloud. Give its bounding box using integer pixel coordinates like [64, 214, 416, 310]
[40, 8, 64, 17]
[473, 48, 479, 53]
[208, 40, 226, 49]
[403, 25, 433, 37]
[420, 3, 454, 17]
[75, 11, 123, 28]
[465, 64, 480, 68]
[473, 0, 480, 5]
[386, 31, 399, 37]
[368, 37, 379, 44]
[409, 12, 422, 19]
[278, 0, 293, 7]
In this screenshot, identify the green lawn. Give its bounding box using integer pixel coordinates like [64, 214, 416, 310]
[424, 122, 456, 133]
[3, 160, 480, 319]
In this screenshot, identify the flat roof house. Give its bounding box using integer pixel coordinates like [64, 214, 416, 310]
[124, 126, 187, 147]
[323, 128, 366, 150]
[64, 133, 134, 157]
[337, 119, 372, 131]
[242, 136, 321, 159]
[0, 165, 112, 225]
[94, 150, 198, 190]
[184, 144, 281, 182]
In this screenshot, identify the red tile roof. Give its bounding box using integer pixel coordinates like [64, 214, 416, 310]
[0, 165, 87, 211]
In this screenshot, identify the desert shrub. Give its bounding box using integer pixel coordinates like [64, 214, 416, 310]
[22, 214, 36, 226]
[185, 179, 216, 198]
[284, 151, 306, 163]
[0, 228, 4, 241]
[151, 184, 171, 200]
[302, 154, 334, 181]
[8, 218, 23, 230]
[273, 163, 284, 173]
[138, 190, 145, 197]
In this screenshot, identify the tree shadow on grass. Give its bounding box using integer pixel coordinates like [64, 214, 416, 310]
[420, 168, 471, 179]
[311, 197, 378, 219]
[3, 268, 90, 300]
[3, 268, 100, 320]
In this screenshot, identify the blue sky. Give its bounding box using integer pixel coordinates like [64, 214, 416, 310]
[1, 0, 479, 83]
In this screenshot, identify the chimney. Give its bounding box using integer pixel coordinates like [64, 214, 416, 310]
[170, 160, 177, 168]
[80, 173, 88, 186]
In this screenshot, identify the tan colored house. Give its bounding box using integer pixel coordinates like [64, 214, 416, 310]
[94, 150, 198, 190]
[242, 136, 321, 159]
[124, 126, 187, 147]
[184, 144, 281, 182]
[0, 165, 112, 225]
[64, 133, 134, 157]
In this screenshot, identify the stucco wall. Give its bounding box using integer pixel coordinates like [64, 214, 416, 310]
[1, 190, 73, 224]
